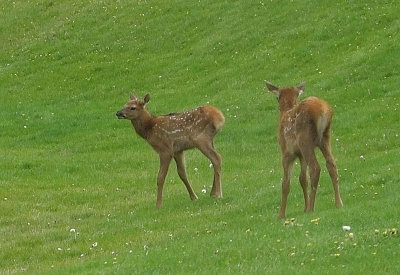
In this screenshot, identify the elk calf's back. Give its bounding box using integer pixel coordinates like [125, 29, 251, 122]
[266, 81, 343, 219]
[116, 92, 225, 208]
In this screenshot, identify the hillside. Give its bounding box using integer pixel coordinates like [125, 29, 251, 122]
[1, 0, 399, 273]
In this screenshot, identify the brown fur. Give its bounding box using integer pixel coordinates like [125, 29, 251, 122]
[116, 92, 225, 208]
[266, 82, 343, 219]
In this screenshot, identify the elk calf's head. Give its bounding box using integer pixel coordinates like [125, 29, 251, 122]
[265, 81, 343, 219]
[116, 93, 150, 120]
[266, 81, 305, 111]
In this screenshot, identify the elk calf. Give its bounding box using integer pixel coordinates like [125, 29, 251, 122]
[266, 81, 343, 218]
[116, 93, 225, 208]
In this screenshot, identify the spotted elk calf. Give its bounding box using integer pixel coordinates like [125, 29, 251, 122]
[116, 93, 225, 208]
[266, 81, 343, 219]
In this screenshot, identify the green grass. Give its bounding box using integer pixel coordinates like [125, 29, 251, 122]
[1, 0, 399, 273]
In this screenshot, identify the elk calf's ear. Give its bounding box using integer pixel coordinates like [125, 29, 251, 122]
[130, 92, 138, 100]
[265, 81, 280, 97]
[143, 94, 150, 104]
[297, 82, 306, 96]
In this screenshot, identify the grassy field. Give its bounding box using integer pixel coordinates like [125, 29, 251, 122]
[1, 0, 399, 273]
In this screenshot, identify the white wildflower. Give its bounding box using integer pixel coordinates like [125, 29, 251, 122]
[342, 225, 351, 231]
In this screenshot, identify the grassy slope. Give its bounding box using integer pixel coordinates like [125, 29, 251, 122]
[0, 0, 399, 273]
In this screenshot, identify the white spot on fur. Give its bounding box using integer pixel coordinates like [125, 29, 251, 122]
[157, 125, 183, 135]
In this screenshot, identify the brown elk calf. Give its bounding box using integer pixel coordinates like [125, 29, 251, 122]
[116, 92, 225, 208]
[266, 81, 343, 219]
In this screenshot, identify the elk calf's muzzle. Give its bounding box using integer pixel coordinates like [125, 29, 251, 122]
[116, 110, 125, 119]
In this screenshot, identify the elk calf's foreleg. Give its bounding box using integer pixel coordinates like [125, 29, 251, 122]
[279, 154, 295, 219]
[156, 154, 172, 208]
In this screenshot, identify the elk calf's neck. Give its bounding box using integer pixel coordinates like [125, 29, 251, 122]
[116, 92, 225, 208]
[266, 81, 343, 219]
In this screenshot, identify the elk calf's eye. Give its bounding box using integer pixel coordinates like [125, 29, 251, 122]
[130, 107, 136, 110]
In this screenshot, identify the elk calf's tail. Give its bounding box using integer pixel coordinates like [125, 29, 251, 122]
[206, 106, 225, 132]
[316, 105, 332, 144]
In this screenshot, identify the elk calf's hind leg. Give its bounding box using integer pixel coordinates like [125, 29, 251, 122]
[209, 150, 222, 198]
[197, 141, 223, 198]
[174, 152, 198, 201]
[320, 139, 343, 207]
[304, 152, 320, 212]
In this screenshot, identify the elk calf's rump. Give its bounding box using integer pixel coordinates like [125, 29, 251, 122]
[116, 92, 225, 208]
[265, 81, 343, 219]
